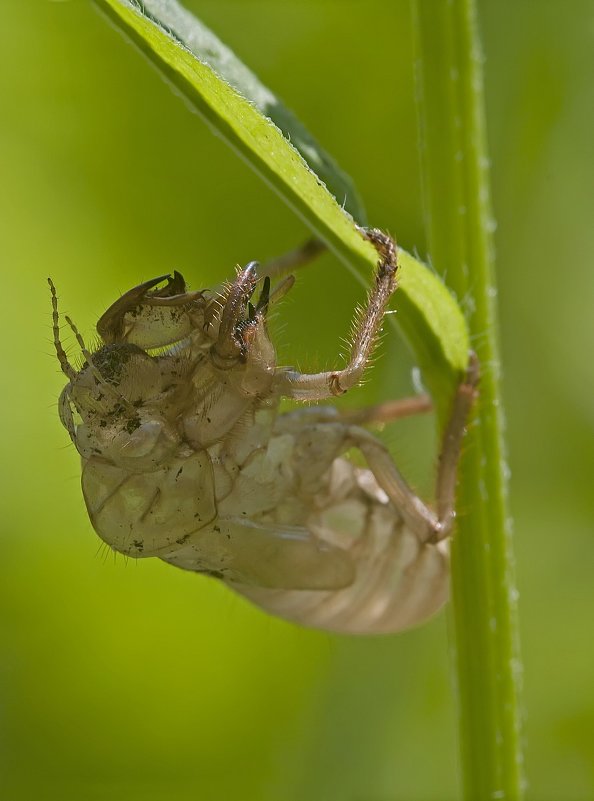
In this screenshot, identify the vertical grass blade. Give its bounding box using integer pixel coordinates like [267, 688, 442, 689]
[412, 1, 524, 798]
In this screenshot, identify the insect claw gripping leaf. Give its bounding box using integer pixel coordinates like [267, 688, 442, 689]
[51, 235, 476, 634]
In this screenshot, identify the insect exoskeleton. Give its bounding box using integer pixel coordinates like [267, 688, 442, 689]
[50, 229, 477, 634]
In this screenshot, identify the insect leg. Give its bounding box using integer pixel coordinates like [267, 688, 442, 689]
[211, 262, 259, 367]
[96, 273, 169, 342]
[350, 358, 479, 543]
[273, 229, 398, 401]
[58, 386, 77, 444]
[348, 426, 441, 542]
[260, 238, 325, 281]
[434, 353, 479, 532]
[338, 394, 432, 426]
[97, 272, 206, 346]
[277, 394, 432, 432]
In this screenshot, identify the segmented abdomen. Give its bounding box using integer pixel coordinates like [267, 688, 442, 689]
[230, 456, 449, 634]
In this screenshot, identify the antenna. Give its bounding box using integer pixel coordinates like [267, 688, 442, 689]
[48, 278, 76, 381]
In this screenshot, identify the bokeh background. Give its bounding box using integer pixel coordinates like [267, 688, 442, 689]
[1, 1, 592, 799]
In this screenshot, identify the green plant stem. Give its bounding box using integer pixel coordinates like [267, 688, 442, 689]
[412, 1, 523, 799]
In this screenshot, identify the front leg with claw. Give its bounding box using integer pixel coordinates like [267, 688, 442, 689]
[273, 229, 398, 400]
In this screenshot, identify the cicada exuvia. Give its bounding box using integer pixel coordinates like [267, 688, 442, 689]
[50, 230, 477, 634]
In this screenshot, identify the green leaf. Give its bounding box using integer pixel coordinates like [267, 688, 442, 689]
[93, 0, 470, 409]
[126, 0, 367, 225]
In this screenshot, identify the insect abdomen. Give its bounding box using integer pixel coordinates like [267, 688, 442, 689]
[230, 459, 449, 635]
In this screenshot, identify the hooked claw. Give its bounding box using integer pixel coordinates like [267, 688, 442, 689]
[97, 272, 204, 344]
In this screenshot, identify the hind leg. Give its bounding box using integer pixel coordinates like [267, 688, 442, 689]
[349, 355, 479, 542]
[279, 354, 478, 543]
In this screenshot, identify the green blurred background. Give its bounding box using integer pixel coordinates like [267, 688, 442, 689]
[1, 1, 592, 799]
